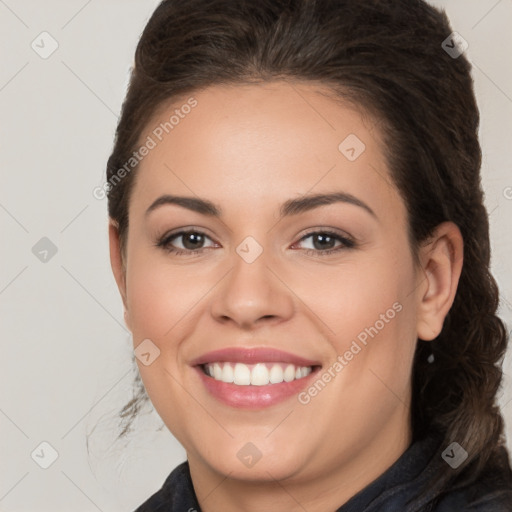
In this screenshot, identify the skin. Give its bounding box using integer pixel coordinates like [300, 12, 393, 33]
[109, 81, 463, 512]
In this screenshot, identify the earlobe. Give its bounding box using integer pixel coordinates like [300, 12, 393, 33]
[108, 220, 129, 322]
[416, 222, 464, 341]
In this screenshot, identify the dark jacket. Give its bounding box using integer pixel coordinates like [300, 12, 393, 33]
[133, 433, 512, 511]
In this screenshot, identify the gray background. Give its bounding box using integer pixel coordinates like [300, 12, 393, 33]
[0, 0, 511, 510]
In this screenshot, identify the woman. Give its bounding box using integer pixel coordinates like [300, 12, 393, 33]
[105, 0, 512, 510]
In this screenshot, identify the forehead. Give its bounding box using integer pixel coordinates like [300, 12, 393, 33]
[130, 81, 402, 222]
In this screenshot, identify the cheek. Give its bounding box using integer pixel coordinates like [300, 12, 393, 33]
[125, 249, 212, 343]
[305, 245, 418, 387]
[293, 250, 414, 343]
[125, 269, 171, 343]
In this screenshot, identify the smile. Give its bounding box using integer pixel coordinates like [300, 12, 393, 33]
[202, 362, 313, 386]
[191, 346, 322, 408]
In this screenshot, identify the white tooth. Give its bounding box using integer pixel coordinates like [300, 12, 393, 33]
[283, 364, 296, 382]
[269, 364, 284, 384]
[213, 363, 223, 380]
[251, 363, 270, 386]
[212, 362, 310, 385]
[234, 363, 251, 385]
[221, 363, 234, 383]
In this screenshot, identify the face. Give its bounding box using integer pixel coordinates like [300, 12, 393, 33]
[110, 81, 448, 487]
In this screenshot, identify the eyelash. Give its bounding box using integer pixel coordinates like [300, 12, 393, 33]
[155, 228, 356, 257]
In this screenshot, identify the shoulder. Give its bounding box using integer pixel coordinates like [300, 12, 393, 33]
[133, 462, 199, 512]
[434, 489, 512, 512]
[433, 446, 512, 512]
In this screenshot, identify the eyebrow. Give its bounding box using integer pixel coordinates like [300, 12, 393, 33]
[145, 192, 377, 219]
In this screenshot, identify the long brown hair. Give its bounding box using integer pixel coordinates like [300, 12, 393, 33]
[106, 0, 511, 500]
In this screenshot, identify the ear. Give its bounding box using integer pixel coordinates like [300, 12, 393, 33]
[108, 219, 131, 331]
[416, 221, 464, 341]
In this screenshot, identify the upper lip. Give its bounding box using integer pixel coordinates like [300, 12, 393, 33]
[190, 347, 322, 367]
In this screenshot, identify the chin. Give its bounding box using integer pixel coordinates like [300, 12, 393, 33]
[192, 437, 309, 483]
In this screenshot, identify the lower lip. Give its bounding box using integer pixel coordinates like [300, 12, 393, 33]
[194, 366, 320, 409]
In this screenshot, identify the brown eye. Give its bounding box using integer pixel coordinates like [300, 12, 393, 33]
[310, 233, 337, 250]
[294, 230, 355, 256]
[156, 229, 217, 255]
[178, 231, 206, 250]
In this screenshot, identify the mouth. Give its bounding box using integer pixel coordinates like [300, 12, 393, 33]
[191, 347, 322, 408]
[200, 361, 314, 386]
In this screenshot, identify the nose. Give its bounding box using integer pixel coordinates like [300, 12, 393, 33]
[210, 247, 295, 330]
